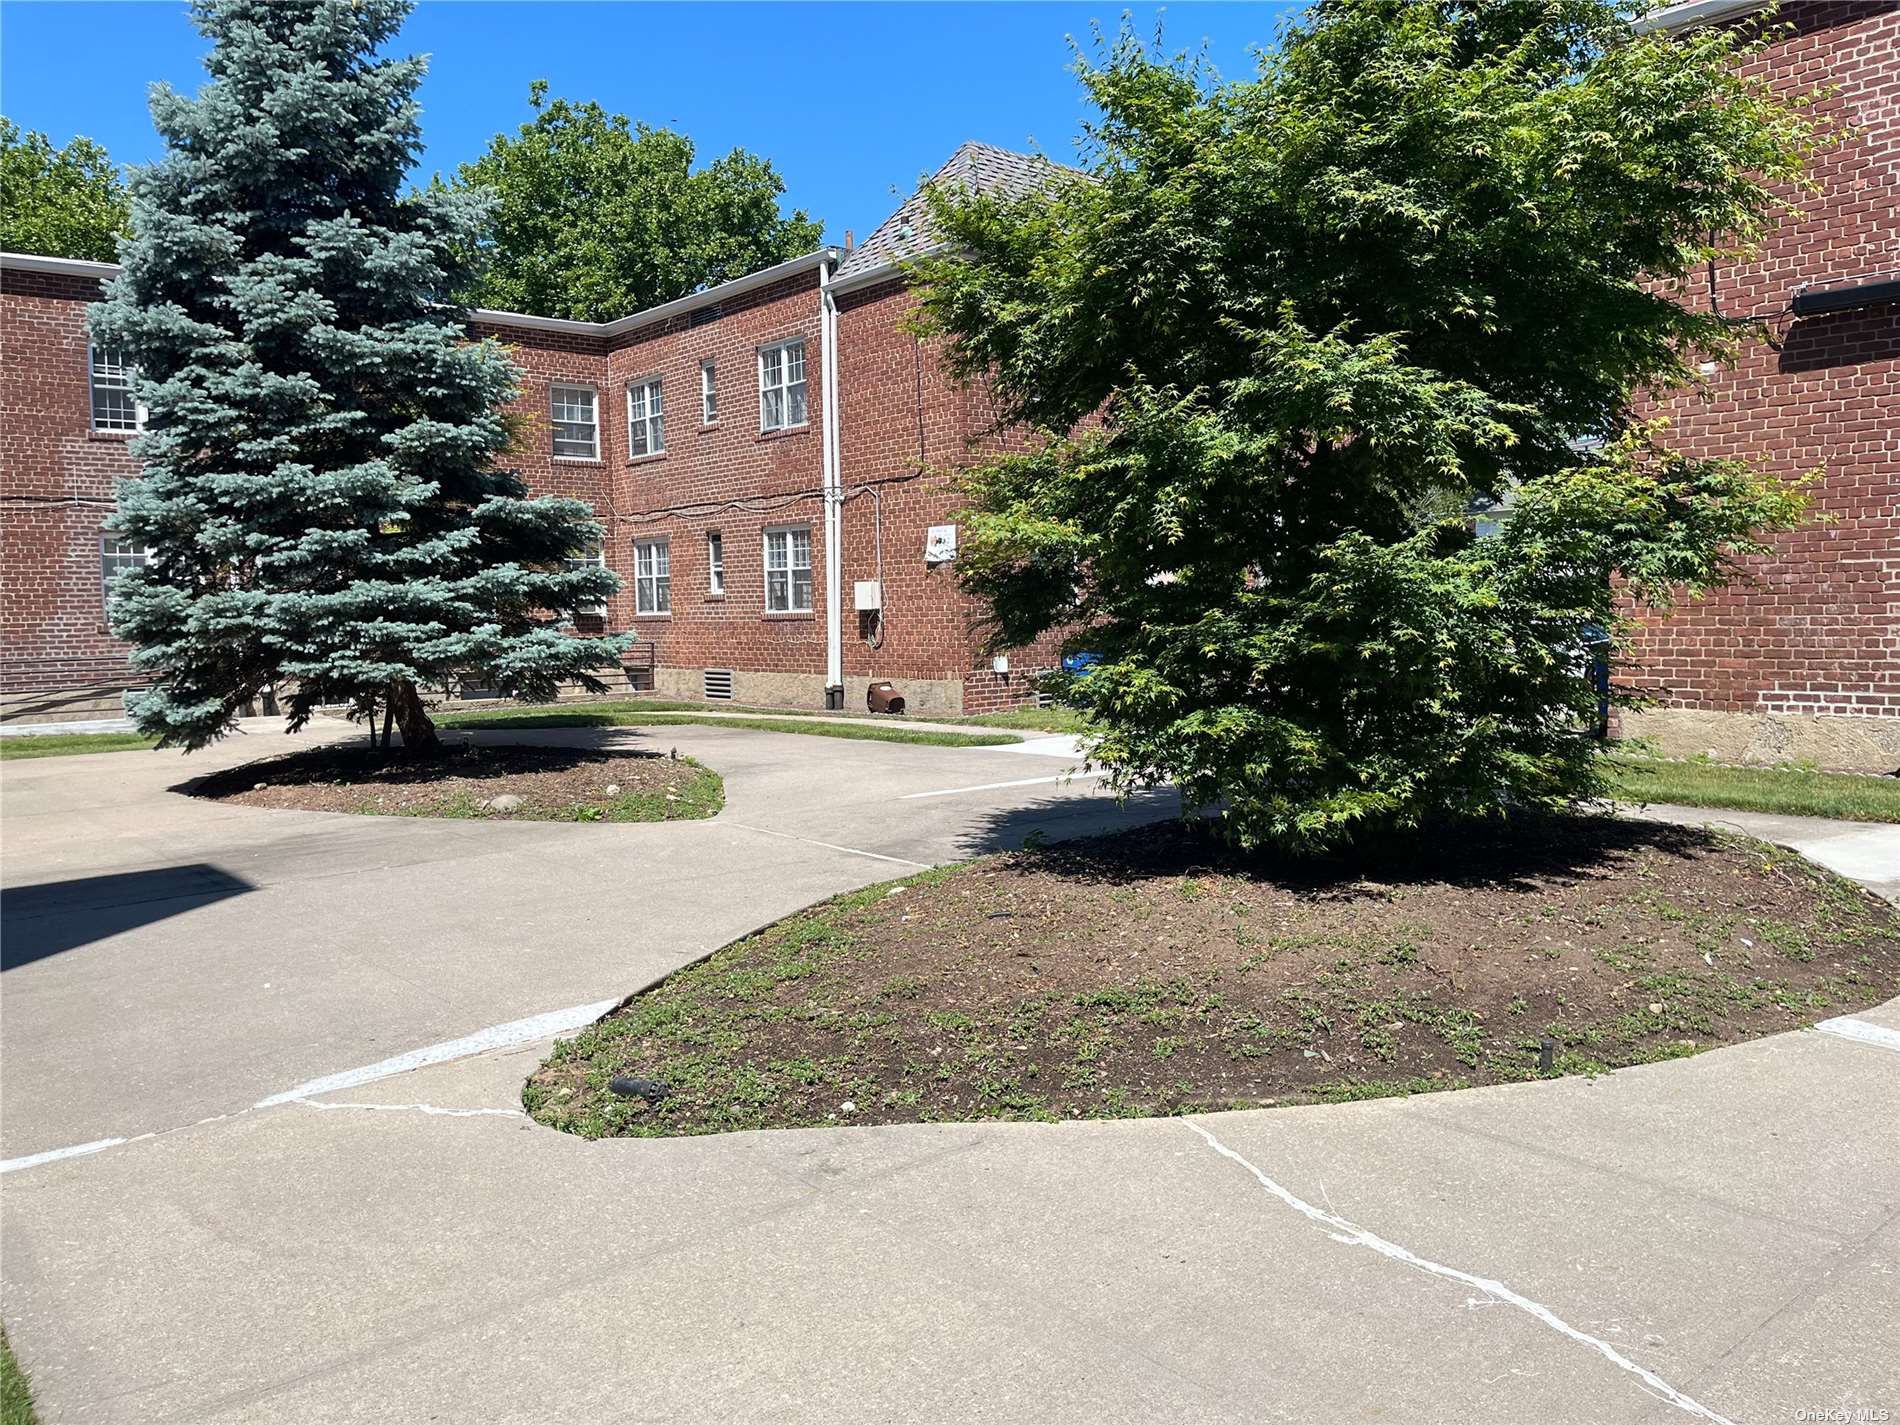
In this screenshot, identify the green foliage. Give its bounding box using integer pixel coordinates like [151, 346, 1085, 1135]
[0, 117, 130, 261]
[90, 0, 627, 751]
[913, 0, 1821, 852]
[450, 81, 824, 322]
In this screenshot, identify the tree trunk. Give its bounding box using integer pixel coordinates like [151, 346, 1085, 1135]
[389, 679, 440, 754]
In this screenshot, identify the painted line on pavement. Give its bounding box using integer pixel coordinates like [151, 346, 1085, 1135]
[725, 820, 931, 869]
[254, 999, 620, 1107]
[902, 770, 1103, 800]
[1815, 1016, 1900, 1054]
[1, 1136, 128, 1175]
[1182, 1118, 1738, 1425]
[292, 1100, 525, 1119]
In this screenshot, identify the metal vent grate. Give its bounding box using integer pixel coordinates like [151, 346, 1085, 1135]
[688, 303, 723, 328]
[703, 668, 735, 701]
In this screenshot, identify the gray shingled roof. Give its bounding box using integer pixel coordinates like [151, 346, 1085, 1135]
[835, 141, 1083, 281]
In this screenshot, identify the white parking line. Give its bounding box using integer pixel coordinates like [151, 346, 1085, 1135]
[902, 770, 1103, 800]
[1183, 1118, 1738, 1425]
[1, 1137, 128, 1175]
[1815, 1016, 1900, 1053]
[254, 998, 620, 1107]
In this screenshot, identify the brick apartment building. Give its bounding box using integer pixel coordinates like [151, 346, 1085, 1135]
[2, 4, 1895, 763]
[1, 142, 1067, 725]
[1624, 0, 1898, 770]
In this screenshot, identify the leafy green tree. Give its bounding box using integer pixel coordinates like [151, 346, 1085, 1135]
[452, 81, 825, 322]
[915, 1, 1817, 852]
[90, 0, 625, 753]
[0, 118, 130, 261]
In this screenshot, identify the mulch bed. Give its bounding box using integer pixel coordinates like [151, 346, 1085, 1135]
[527, 815, 1900, 1137]
[187, 741, 723, 822]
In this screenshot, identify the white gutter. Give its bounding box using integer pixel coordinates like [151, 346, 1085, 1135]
[818, 256, 845, 706]
[0, 251, 122, 279]
[603, 249, 836, 338]
[1632, 0, 1766, 33]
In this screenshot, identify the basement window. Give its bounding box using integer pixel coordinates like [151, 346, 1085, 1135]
[550, 383, 599, 460]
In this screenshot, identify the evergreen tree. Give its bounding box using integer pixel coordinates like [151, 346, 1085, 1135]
[916, 2, 1818, 852]
[90, 0, 625, 752]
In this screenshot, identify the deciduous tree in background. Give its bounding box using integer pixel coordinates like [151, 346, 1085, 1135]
[0, 118, 130, 261]
[451, 82, 824, 323]
[915, 0, 1818, 852]
[91, 0, 626, 753]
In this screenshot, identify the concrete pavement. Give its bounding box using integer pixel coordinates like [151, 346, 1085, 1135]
[2, 724, 1896, 1424]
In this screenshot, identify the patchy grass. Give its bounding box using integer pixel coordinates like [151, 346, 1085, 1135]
[189, 743, 724, 822]
[439, 702, 1016, 747]
[944, 706, 1094, 734]
[0, 731, 158, 760]
[1, 1329, 36, 1425]
[526, 815, 1900, 1137]
[1608, 755, 1900, 823]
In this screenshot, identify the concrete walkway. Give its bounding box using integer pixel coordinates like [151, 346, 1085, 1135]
[1623, 801, 1900, 904]
[2, 728, 1895, 1424]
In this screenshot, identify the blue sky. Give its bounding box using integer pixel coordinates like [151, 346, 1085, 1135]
[1, 1, 1298, 247]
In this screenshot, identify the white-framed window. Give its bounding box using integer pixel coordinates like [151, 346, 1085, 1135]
[758, 338, 807, 432]
[627, 378, 663, 458]
[563, 539, 606, 617]
[99, 534, 150, 612]
[634, 537, 671, 615]
[763, 525, 812, 613]
[550, 383, 599, 459]
[700, 359, 718, 425]
[89, 345, 143, 433]
[706, 530, 724, 595]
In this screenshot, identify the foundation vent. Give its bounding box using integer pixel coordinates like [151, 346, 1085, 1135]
[703, 668, 735, 701]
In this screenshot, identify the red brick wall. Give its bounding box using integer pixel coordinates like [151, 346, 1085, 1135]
[0, 268, 144, 715]
[1627, 1, 1899, 728]
[2, 264, 1078, 720]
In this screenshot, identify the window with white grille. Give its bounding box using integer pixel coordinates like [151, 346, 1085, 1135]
[634, 538, 671, 615]
[550, 383, 599, 459]
[763, 525, 812, 613]
[89, 346, 142, 433]
[700, 359, 718, 425]
[706, 530, 725, 595]
[99, 535, 150, 613]
[563, 540, 606, 616]
[758, 338, 807, 432]
[627, 378, 663, 457]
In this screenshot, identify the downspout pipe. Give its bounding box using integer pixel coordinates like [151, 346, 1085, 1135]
[819, 257, 845, 709]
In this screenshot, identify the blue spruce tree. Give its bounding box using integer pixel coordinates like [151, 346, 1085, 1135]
[90, 0, 625, 753]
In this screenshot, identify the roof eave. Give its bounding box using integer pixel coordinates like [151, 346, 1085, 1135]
[1633, 0, 1767, 34]
[0, 251, 121, 280]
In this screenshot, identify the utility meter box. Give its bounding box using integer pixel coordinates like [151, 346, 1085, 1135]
[853, 580, 883, 611]
[924, 524, 958, 565]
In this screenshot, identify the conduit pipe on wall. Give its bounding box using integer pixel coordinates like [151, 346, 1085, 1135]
[819, 257, 845, 708]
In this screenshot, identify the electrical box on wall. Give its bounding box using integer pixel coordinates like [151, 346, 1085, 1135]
[924, 524, 958, 565]
[991, 654, 1010, 675]
[853, 580, 883, 611]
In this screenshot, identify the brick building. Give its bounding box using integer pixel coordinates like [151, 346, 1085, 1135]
[0, 142, 1067, 724]
[1624, 0, 1899, 770]
[4, 26, 1896, 758]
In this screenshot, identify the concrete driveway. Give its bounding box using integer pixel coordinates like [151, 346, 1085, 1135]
[1, 723, 1895, 1424]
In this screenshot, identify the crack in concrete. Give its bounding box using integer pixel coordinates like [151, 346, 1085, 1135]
[1182, 1117, 1740, 1425]
[291, 1099, 524, 1119]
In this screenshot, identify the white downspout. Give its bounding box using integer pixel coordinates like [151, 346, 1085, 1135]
[819, 255, 844, 708]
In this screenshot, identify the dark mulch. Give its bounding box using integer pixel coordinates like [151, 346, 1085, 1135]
[527, 815, 1900, 1136]
[186, 741, 723, 822]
